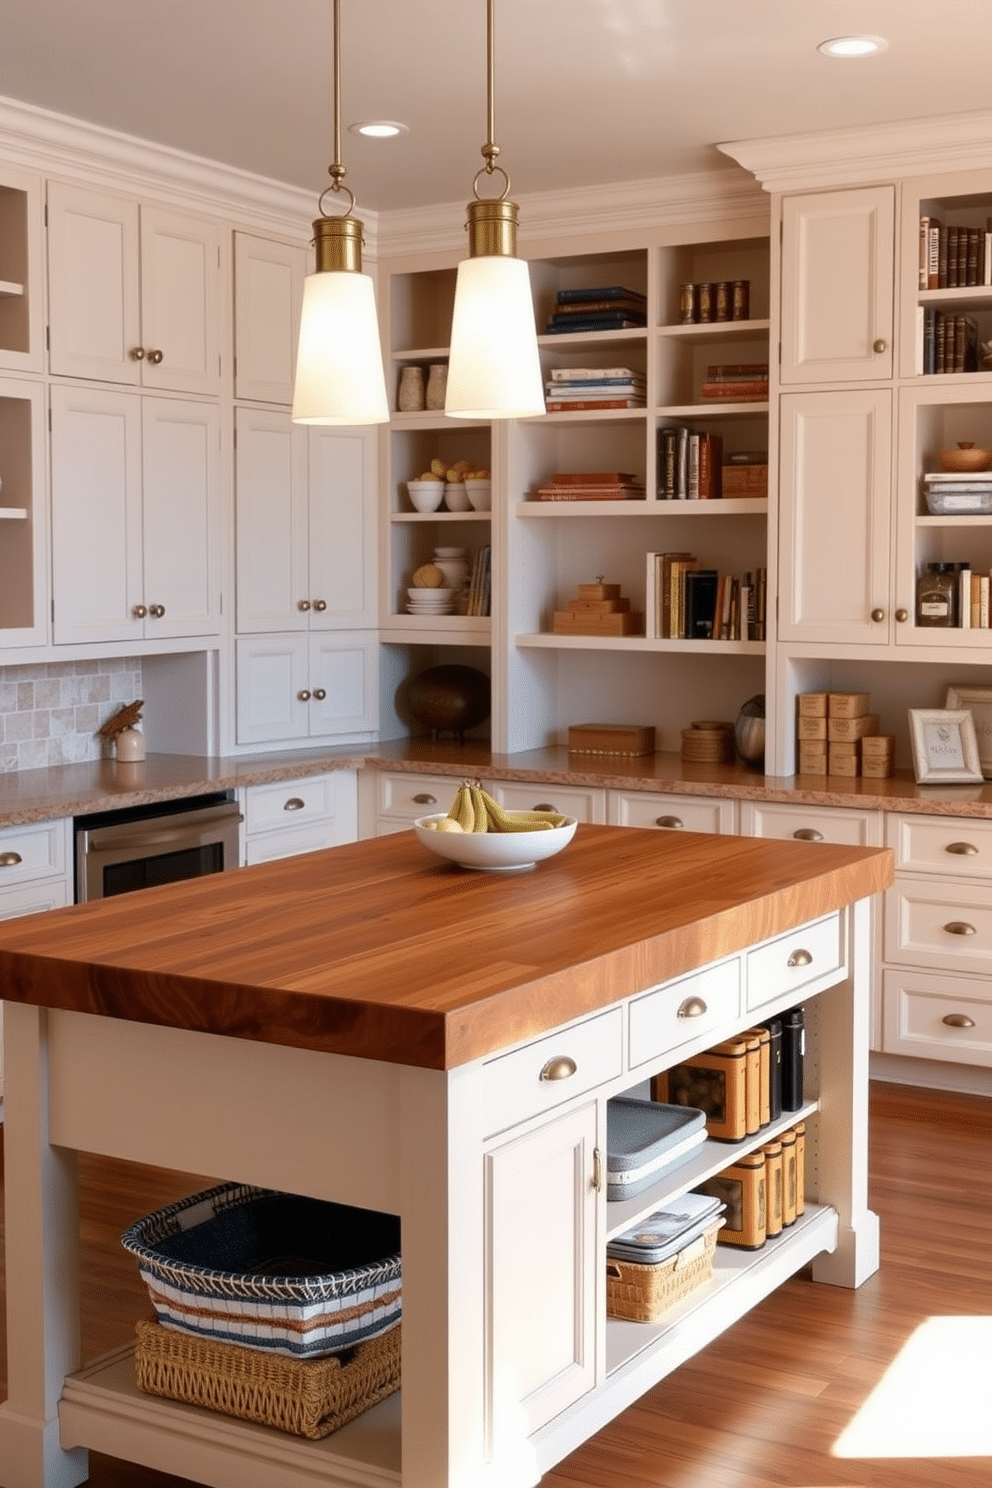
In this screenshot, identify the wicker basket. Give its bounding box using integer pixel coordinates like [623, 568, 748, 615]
[133, 1319, 400, 1439]
[606, 1222, 721, 1322]
[121, 1184, 401, 1359]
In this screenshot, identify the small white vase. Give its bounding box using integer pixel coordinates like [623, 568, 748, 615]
[115, 726, 146, 762]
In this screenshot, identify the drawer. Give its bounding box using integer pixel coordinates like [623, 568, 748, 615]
[0, 819, 69, 888]
[480, 1008, 623, 1135]
[609, 790, 737, 835]
[375, 771, 459, 822]
[244, 775, 337, 835]
[0, 879, 71, 921]
[745, 913, 845, 1012]
[884, 878, 992, 975]
[488, 781, 606, 824]
[244, 821, 340, 866]
[741, 800, 882, 846]
[628, 959, 741, 1070]
[886, 812, 992, 879]
[882, 967, 992, 1068]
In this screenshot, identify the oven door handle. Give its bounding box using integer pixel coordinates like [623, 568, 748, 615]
[88, 807, 243, 854]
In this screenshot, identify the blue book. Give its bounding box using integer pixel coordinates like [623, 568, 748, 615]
[556, 285, 646, 304]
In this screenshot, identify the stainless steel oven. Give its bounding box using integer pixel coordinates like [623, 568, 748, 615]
[74, 792, 243, 902]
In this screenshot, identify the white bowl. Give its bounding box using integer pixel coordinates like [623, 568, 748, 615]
[465, 480, 492, 511]
[413, 814, 577, 872]
[408, 586, 453, 600]
[407, 481, 445, 513]
[443, 482, 471, 512]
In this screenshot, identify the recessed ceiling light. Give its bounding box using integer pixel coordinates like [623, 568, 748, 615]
[350, 121, 408, 139]
[818, 35, 888, 57]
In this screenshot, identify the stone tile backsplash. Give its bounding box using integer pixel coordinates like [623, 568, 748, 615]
[0, 659, 144, 772]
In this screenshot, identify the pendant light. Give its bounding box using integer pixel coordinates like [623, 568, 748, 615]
[444, 0, 545, 420]
[292, 0, 389, 425]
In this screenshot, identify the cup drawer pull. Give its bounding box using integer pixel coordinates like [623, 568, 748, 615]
[945, 841, 978, 855]
[413, 793, 438, 805]
[942, 1012, 976, 1028]
[656, 815, 684, 829]
[283, 797, 305, 812]
[944, 922, 976, 937]
[677, 996, 707, 1019]
[0, 851, 23, 867]
[793, 828, 823, 842]
[540, 1056, 577, 1082]
[787, 948, 813, 968]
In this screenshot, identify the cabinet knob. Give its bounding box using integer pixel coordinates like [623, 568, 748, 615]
[283, 797, 305, 812]
[677, 996, 707, 1019]
[0, 851, 23, 867]
[148, 603, 165, 618]
[298, 689, 311, 701]
[655, 815, 684, 829]
[942, 1012, 976, 1028]
[298, 599, 311, 611]
[793, 828, 823, 842]
[787, 948, 813, 968]
[873, 339, 887, 353]
[129, 346, 145, 361]
[533, 803, 557, 813]
[146, 348, 164, 364]
[413, 793, 438, 805]
[539, 1055, 577, 1082]
[944, 921, 976, 936]
[312, 688, 326, 701]
[132, 604, 147, 618]
[870, 607, 885, 622]
[895, 608, 909, 622]
[313, 599, 327, 612]
[946, 841, 979, 855]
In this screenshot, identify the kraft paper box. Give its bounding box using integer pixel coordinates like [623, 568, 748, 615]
[827, 691, 871, 719]
[861, 734, 895, 758]
[797, 692, 828, 718]
[828, 743, 861, 777]
[828, 712, 880, 742]
[798, 744, 828, 774]
[797, 715, 828, 741]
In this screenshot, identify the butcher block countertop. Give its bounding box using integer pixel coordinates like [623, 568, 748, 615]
[0, 824, 891, 1070]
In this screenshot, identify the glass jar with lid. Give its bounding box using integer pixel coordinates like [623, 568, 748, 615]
[916, 561, 962, 627]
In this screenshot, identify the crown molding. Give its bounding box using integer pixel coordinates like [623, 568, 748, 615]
[720, 110, 992, 193]
[376, 164, 768, 260]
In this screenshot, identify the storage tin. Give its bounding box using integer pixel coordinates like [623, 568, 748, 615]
[762, 1140, 784, 1238]
[780, 1127, 798, 1226]
[657, 1038, 748, 1141]
[605, 1098, 707, 1200]
[697, 1151, 766, 1249]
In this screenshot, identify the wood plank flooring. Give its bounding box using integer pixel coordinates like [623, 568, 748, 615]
[1, 1081, 990, 1487]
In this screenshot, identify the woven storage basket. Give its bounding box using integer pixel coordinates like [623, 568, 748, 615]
[133, 1318, 400, 1439]
[121, 1184, 401, 1359]
[606, 1222, 721, 1323]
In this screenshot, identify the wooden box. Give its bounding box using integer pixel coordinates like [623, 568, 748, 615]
[721, 463, 768, 497]
[552, 610, 643, 636]
[568, 723, 656, 757]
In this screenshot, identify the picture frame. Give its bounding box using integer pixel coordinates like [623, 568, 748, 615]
[945, 684, 992, 779]
[908, 708, 984, 784]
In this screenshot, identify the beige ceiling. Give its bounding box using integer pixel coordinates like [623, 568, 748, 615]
[0, 1, 988, 213]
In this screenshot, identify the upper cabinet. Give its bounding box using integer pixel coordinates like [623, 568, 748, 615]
[47, 182, 226, 394]
[0, 166, 44, 374]
[780, 186, 895, 384]
[233, 232, 306, 405]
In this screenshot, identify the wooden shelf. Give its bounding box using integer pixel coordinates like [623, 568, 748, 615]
[656, 317, 771, 343]
[516, 633, 764, 655]
[0, 278, 24, 298]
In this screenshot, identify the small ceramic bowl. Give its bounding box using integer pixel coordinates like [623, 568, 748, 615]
[465, 480, 492, 511]
[407, 586, 453, 600]
[414, 815, 577, 872]
[407, 480, 445, 512]
[443, 482, 471, 512]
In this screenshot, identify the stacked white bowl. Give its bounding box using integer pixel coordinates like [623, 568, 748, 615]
[407, 586, 454, 615]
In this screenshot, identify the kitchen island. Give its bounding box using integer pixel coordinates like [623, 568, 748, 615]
[0, 824, 891, 1488]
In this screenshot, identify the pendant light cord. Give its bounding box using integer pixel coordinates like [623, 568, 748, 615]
[320, 0, 354, 216]
[477, 0, 509, 198]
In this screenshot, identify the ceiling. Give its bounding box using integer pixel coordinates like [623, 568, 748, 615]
[1, 1, 991, 215]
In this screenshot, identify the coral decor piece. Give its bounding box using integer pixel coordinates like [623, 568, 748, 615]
[98, 699, 145, 739]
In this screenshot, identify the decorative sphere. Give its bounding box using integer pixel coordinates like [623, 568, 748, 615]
[735, 693, 766, 769]
[404, 664, 491, 741]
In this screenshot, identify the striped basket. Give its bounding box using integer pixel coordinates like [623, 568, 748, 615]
[121, 1183, 401, 1359]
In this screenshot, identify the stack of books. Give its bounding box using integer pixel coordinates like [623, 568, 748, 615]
[919, 214, 992, 289]
[545, 285, 647, 335]
[465, 545, 491, 616]
[533, 471, 645, 501]
[698, 363, 769, 402]
[657, 427, 722, 499]
[544, 366, 646, 411]
[920, 310, 979, 374]
[645, 554, 766, 641]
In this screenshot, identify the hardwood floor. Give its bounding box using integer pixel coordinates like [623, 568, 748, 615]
[1, 1081, 990, 1487]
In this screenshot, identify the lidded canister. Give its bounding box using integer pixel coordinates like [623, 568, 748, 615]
[780, 1126, 798, 1226]
[763, 1140, 784, 1238]
[916, 561, 960, 627]
[793, 1121, 806, 1216]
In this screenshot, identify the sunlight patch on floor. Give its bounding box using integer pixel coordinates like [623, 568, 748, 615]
[833, 1316, 992, 1459]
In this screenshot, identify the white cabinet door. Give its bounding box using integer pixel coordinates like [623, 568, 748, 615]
[780, 186, 895, 384]
[309, 634, 378, 736]
[778, 388, 893, 645]
[307, 425, 377, 630]
[235, 634, 377, 745]
[485, 1101, 598, 1441]
[50, 384, 220, 645]
[233, 232, 306, 404]
[47, 182, 224, 392]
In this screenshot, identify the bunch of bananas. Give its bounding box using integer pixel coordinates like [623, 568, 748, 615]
[427, 782, 570, 834]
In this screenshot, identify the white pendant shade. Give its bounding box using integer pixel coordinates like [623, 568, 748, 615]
[292, 269, 389, 425]
[444, 254, 545, 419]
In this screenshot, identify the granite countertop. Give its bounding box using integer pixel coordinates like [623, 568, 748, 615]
[3, 738, 992, 829]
